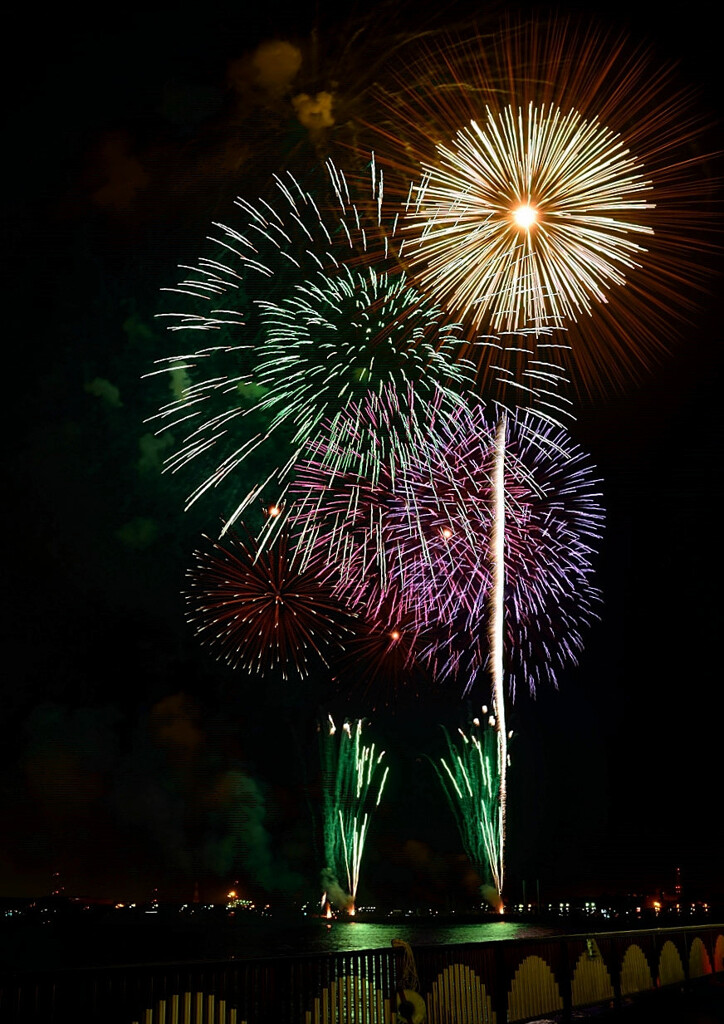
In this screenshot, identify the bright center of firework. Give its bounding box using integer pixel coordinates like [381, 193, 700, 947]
[512, 204, 538, 230]
[389, 630, 401, 641]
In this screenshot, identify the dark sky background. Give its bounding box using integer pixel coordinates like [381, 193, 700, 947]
[2, 0, 722, 910]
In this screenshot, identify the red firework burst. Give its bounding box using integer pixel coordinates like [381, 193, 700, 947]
[185, 524, 354, 680]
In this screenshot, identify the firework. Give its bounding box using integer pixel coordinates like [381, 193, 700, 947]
[489, 412, 508, 879]
[320, 716, 389, 914]
[290, 397, 604, 699]
[145, 158, 473, 528]
[431, 715, 504, 908]
[404, 102, 654, 334]
[184, 523, 352, 680]
[253, 265, 474, 497]
[410, 403, 604, 698]
[370, 15, 718, 390]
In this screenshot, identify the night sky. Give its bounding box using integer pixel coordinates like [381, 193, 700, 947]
[3, 0, 722, 909]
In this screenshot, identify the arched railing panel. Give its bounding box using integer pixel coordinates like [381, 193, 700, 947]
[131, 993, 247, 1024]
[620, 943, 654, 995]
[303, 975, 392, 1024]
[426, 963, 495, 1023]
[714, 934, 724, 973]
[570, 940, 614, 1007]
[507, 954, 563, 1022]
[688, 937, 713, 979]
[658, 939, 685, 986]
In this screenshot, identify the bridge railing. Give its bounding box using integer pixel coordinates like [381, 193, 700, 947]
[1, 921, 722, 1023]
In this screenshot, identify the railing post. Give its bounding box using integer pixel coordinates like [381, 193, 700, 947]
[559, 939, 572, 1024]
[493, 942, 508, 1023]
[610, 940, 623, 1014]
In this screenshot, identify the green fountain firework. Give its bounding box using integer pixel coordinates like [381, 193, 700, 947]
[432, 713, 505, 910]
[320, 716, 389, 914]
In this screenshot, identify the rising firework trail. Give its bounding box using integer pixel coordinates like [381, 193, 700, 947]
[431, 715, 504, 909]
[320, 716, 389, 914]
[489, 412, 507, 894]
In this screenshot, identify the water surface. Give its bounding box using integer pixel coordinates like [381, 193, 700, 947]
[1, 914, 561, 969]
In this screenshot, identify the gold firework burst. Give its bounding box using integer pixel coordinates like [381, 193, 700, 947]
[368, 15, 719, 393]
[404, 102, 654, 333]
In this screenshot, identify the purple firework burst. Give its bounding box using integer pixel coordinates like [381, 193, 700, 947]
[288, 394, 604, 698]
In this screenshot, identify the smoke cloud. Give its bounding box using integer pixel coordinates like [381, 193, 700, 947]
[481, 883, 503, 912]
[84, 377, 122, 407]
[292, 92, 334, 135]
[320, 866, 353, 911]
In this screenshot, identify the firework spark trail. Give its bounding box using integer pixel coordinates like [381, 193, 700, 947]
[402, 405, 605, 698]
[145, 157, 475, 532]
[289, 398, 604, 698]
[286, 384, 465, 616]
[368, 15, 718, 390]
[475, 335, 576, 428]
[432, 716, 503, 907]
[286, 323, 577, 623]
[320, 717, 389, 913]
[184, 523, 353, 679]
[252, 265, 474, 509]
[404, 103, 654, 334]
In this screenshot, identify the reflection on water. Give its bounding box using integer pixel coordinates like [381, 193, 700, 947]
[223, 919, 560, 959]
